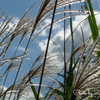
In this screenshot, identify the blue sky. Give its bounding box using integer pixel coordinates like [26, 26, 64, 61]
[0, 0, 42, 17]
[0, 0, 42, 79]
[0, 0, 100, 100]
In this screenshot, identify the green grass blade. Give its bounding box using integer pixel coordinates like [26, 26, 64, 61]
[65, 55, 79, 99]
[71, 58, 79, 72]
[49, 87, 69, 100]
[65, 74, 74, 100]
[88, 15, 96, 41]
[97, 51, 100, 59]
[69, 5, 73, 34]
[30, 81, 40, 100]
[69, 54, 73, 73]
[84, 0, 100, 59]
[39, 94, 49, 100]
[84, 1, 99, 41]
[84, 2, 95, 41]
[65, 54, 73, 99]
[87, 0, 99, 38]
[88, 97, 92, 100]
[3, 92, 6, 100]
[65, 5, 74, 97]
[57, 80, 64, 88]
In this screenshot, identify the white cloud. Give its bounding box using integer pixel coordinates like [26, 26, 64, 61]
[38, 11, 100, 60]
[13, 46, 33, 52]
[35, 18, 63, 37]
[0, 86, 43, 100]
[44, 18, 62, 30]
[0, 86, 7, 100]
[12, 17, 19, 24]
[0, 85, 7, 93]
[0, 17, 19, 32]
[18, 46, 25, 52]
[19, 91, 43, 100]
[97, 0, 100, 8]
[13, 46, 25, 52]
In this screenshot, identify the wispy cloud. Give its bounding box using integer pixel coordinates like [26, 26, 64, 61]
[34, 18, 63, 37]
[0, 86, 43, 100]
[13, 46, 25, 52]
[13, 46, 33, 52]
[0, 17, 19, 32]
[38, 11, 100, 59]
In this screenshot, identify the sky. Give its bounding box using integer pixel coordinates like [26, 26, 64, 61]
[0, 0, 100, 100]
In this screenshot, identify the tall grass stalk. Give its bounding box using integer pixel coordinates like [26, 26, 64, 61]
[36, 0, 58, 100]
[0, 0, 100, 100]
[64, 6, 66, 97]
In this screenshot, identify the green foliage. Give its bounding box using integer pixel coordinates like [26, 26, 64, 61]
[88, 97, 92, 100]
[30, 81, 40, 100]
[49, 87, 69, 100]
[84, 0, 99, 41]
[97, 51, 100, 59]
